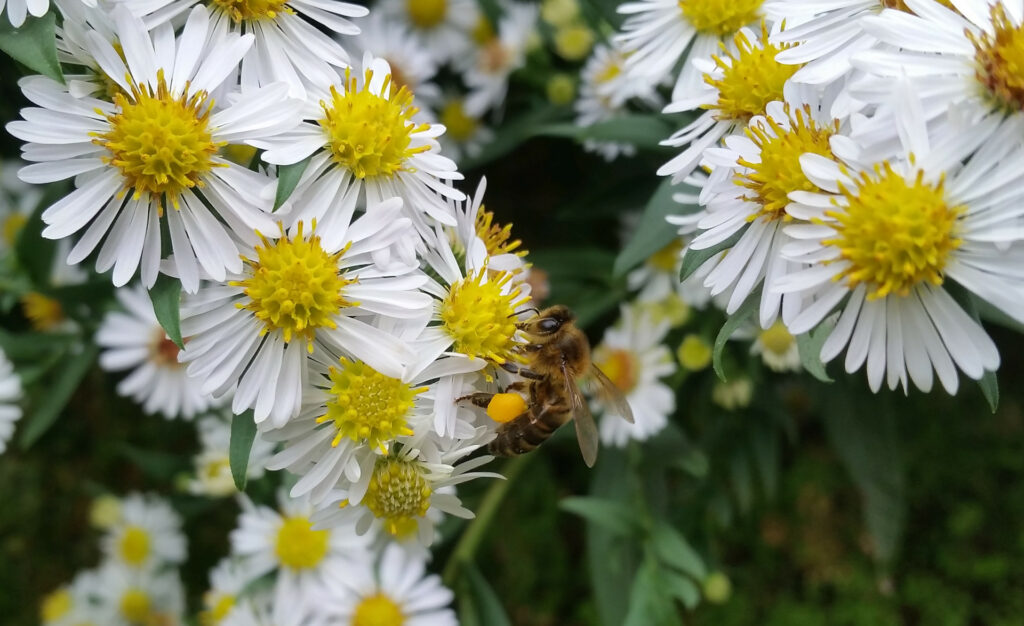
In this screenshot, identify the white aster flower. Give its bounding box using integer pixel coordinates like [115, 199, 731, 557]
[0, 348, 22, 455]
[128, 0, 367, 97]
[254, 54, 464, 237]
[352, 12, 442, 111]
[91, 562, 185, 626]
[0, 159, 43, 256]
[40, 569, 111, 626]
[230, 490, 370, 626]
[615, 0, 764, 100]
[307, 543, 457, 626]
[658, 22, 808, 184]
[777, 82, 1024, 393]
[7, 6, 301, 292]
[378, 0, 478, 65]
[189, 415, 275, 497]
[100, 492, 187, 570]
[750, 320, 801, 372]
[199, 558, 269, 626]
[459, 2, 538, 116]
[97, 284, 219, 419]
[592, 304, 675, 446]
[179, 201, 431, 427]
[1, 0, 94, 27]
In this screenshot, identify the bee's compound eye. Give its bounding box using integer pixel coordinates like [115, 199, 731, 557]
[538, 318, 560, 333]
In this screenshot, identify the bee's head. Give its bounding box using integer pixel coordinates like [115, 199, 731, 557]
[520, 304, 575, 336]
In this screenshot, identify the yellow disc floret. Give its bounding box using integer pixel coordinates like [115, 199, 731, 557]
[824, 164, 963, 299]
[21, 292, 64, 331]
[234, 223, 355, 346]
[317, 357, 424, 451]
[594, 348, 638, 393]
[706, 23, 800, 122]
[41, 588, 72, 622]
[440, 100, 478, 142]
[737, 105, 838, 220]
[118, 525, 151, 566]
[275, 516, 330, 570]
[119, 589, 151, 624]
[210, 0, 291, 23]
[98, 70, 220, 210]
[476, 206, 527, 259]
[970, 4, 1024, 113]
[319, 68, 430, 179]
[2, 211, 26, 246]
[678, 334, 712, 371]
[441, 270, 528, 364]
[364, 457, 432, 538]
[679, 0, 762, 36]
[199, 593, 235, 626]
[758, 320, 795, 356]
[486, 392, 527, 423]
[406, 0, 447, 28]
[353, 593, 405, 626]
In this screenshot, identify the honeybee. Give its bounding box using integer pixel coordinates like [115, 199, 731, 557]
[458, 305, 634, 467]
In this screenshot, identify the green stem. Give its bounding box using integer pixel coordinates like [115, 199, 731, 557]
[442, 455, 531, 587]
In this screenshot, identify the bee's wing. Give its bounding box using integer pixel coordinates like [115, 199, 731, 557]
[589, 364, 635, 424]
[563, 362, 599, 468]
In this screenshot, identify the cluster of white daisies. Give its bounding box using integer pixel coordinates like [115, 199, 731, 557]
[595, 0, 1024, 394]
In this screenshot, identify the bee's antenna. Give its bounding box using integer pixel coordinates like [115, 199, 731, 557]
[512, 307, 539, 318]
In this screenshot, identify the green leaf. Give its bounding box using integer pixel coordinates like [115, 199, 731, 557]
[229, 410, 258, 491]
[679, 226, 746, 283]
[650, 522, 707, 580]
[624, 558, 680, 626]
[561, 496, 642, 537]
[117, 444, 187, 480]
[796, 325, 834, 383]
[712, 290, 760, 381]
[0, 13, 63, 83]
[148, 274, 184, 349]
[0, 328, 75, 360]
[274, 156, 311, 211]
[536, 115, 674, 151]
[19, 343, 97, 448]
[662, 569, 701, 610]
[979, 370, 999, 414]
[613, 177, 695, 278]
[460, 105, 562, 171]
[587, 447, 638, 626]
[461, 563, 512, 626]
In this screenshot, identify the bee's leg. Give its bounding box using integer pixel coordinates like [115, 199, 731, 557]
[500, 361, 544, 380]
[455, 392, 495, 409]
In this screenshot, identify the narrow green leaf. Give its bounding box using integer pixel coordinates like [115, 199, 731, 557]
[650, 522, 707, 580]
[587, 447, 637, 626]
[624, 558, 680, 626]
[274, 156, 311, 211]
[613, 177, 696, 278]
[712, 291, 760, 381]
[979, 370, 999, 414]
[560, 496, 641, 537]
[19, 343, 98, 448]
[148, 274, 183, 349]
[462, 563, 512, 626]
[536, 115, 674, 150]
[679, 226, 746, 283]
[230, 410, 258, 491]
[0, 13, 63, 83]
[795, 326, 834, 383]
[117, 445, 187, 480]
[0, 328, 75, 360]
[674, 448, 709, 478]
[662, 569, 701, 609]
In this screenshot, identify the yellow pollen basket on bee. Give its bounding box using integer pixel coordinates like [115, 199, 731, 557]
[210, 0, 291, 23]
[678, 0, 763, 36]
[737, 105, 838, 221]
[233, 222, 356, 349]
[317, 357, 425, 452]
[486, 392, 527, 423]
[97, 70, 222, 211]
[824, 164, 963, 300]
[319, 67, 431, 180]
[705, 22, 800, 123]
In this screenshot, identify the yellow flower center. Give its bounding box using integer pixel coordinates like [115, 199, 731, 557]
[21, 292, 64, 331]
[406, 0, 446, 28]
[150, 328, 182, 367]
[678, 334, 712, 371]
[2, 212, 26, 246]
[758, 320, 795, 356]
[440, 270, 528, 364]
[233, 224, 355, 346]
[471, 17, 495, 44]
[475, 206, 526, 259]
[319, 69, 430, 180]
[596, 59, 622, 85]
[90, 495, 122, 529]
[41, 588, 72, 622]
[220, 143, 258, 166]
[824, 163, 963, 299]
[881, 0, 956, 12]
[554, 24, 595, 61]
[678, 0, 762, 35]
[364, 457, 432, 538]
[594, 348, 638, 393]
[352, 593, 405, 626]
[199, 592, 235, 626]
[647, 239, 683, 272]
[275, 515, 330, 570]
[317, 357, 424, 451]
[737, 105, 837, 220]
[440, 100, 479, 142]
[203, 457, 231, 480]
[969, 4, 1024, 113]
[209, 0, 291, 22]
[119, 589, 151, 624]
[705, 23, 800, 122]
[118, 525, 151, 566]
[97, 70, 220, 210]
